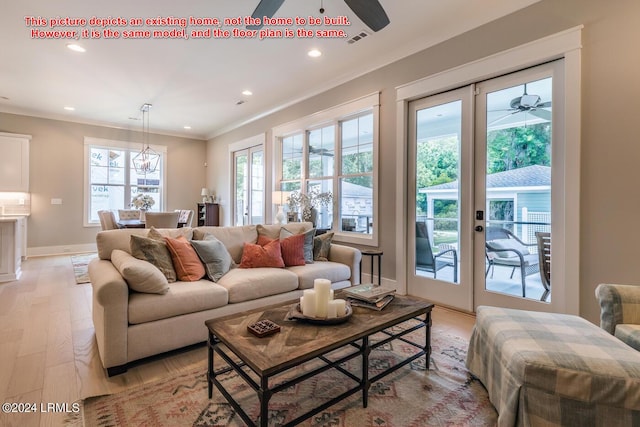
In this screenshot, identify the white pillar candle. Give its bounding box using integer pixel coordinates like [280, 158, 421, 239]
[327, 300, 338, 318]
[314, 279, 331, 318]
[329, 289, 334, 300]
[302, 289, 317, 317]
[333, 299, 346, 317]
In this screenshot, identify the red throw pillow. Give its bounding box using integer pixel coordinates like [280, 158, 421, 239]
[280, 233, 305, 266]
[164, 236, 206, 281]
[239, 239, 285, 268]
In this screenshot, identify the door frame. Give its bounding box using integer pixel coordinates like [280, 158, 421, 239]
[229, 134, 266, 226]
[395, 26, 582, 314]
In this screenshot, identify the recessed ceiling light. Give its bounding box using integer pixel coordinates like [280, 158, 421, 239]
[66, 43, 86, 53]
[64, 106, 75, 111]
[307, 49, 322, 58]
[183, 125, 192, 130]
[242, 90, 253, 96]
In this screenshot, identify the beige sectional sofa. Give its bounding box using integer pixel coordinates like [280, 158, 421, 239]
[88, 222, 361, 376]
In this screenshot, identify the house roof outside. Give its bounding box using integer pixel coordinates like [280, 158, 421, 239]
[420, 165, 551, 193]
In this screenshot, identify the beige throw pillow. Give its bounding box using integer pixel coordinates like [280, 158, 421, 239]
[111, 249, 169, 294]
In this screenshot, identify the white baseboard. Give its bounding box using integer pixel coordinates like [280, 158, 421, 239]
[27, 243, 97, 258]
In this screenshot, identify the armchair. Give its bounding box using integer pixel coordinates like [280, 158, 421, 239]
[485, 226, 539, 298]
[595, 283, 640, 351]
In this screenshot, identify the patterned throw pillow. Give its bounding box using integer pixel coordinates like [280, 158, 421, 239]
[313, 232, 334, 261]
[239, 239, 285, 268]
[279, 233, 306, 266]
[130, 235, 177, 282]
[190, 235, 234, 282]
[280, 227, 315, 264]
[164, 236, 206, 281]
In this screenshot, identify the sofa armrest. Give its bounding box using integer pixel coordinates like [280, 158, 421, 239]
[328, 243, 362, 285]
[88, 258, 129, 369]
[595, 283, 640, 335]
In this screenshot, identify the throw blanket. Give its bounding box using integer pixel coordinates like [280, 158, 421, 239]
[466, 306, 640, 427]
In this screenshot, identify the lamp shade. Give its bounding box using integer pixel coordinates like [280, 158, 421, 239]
[201, 188, 210, 197]
[272, 191, 288, 205]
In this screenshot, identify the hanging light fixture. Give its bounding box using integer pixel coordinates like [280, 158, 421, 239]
[133, 103, 160, 174]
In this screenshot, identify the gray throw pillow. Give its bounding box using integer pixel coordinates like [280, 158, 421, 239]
[280, 227, 315, 264]
[190, 235, 234, 282]
[130, 234, 177, 282]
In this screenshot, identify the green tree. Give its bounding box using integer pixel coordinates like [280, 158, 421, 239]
[487, 123, 551, 173]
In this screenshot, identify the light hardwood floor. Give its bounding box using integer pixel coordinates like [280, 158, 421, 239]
[0, 254, 476, 427]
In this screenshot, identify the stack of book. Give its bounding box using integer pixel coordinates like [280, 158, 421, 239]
[343, 283, 395, 311]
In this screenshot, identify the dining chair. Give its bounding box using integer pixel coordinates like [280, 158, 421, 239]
[98, 210, 119, 230]
[144, 212, 180, 228]
[118, 209, 141, 220]
[175, 209, 194, 227]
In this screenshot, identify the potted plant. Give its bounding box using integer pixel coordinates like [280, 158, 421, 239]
[287, 189, 332, 225]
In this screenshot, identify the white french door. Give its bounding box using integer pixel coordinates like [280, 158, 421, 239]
[233, 145, 264, 226]
[408, 61, 564, 313]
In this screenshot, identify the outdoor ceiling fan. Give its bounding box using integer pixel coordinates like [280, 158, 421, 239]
[247, 0, 390, 32]
[489, 84, 552, 125]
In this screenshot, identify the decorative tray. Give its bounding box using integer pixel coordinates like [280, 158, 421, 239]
[287, 302, 353, 325]
[247, 319, 281, 337]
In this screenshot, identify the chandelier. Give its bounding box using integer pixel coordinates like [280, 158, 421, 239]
[133, 103, 160, 174]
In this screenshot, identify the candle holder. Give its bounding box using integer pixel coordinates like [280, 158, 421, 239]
[287, 302, 353, 325]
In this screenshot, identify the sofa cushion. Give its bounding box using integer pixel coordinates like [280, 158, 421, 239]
[281, 227, 315, 264]
[313, 232, 334, 261]
[216, 267, 299, 303]
[489, 238, 530, 258]
[190, 235, 234, 282]
[130, 234, 177, 282]
[239, 240, 285, 268]
[193, 225, 258, 264]
[615, 324, 640, 351]
[128, 280, 229, 324]
[286, 261, 351, 289]
[164, 236, 206, 281]
[111, 249, 169, 294]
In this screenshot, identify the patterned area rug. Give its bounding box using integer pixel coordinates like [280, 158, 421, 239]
[70, 253, 98, 284]
[68, 329, 497, 426]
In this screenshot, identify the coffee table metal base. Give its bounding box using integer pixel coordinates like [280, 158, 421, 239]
[207, 313, 431, 427]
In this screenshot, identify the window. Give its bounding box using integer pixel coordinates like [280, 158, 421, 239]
[273, 93, 379, 245]
[84, 137, 167, 226]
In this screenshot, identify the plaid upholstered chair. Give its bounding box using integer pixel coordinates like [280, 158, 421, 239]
[596, 283, 640, 351]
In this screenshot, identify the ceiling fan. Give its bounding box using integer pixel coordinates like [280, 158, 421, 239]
[489, 84, 552, 125]
[247, 0, 390, 32]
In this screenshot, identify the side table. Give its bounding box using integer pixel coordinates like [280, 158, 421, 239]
[360, 249, 383, 286]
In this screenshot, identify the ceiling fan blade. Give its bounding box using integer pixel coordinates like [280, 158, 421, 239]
[343, 0, 390, 32]
[247, 0, 285, 30]
[488, 111, 518, 126]
[529, 108, 552, 121]
[537, 101, 551, 108]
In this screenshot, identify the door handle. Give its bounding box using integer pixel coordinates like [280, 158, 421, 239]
[475, 225, 484, 232]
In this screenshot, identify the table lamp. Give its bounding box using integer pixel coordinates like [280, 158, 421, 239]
[201, 188, 210, 203]
[272, 191, 287, 225]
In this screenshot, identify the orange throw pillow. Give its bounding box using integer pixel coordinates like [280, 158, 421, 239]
[164, 236, 205, 281]
[280, 233, 305, 266]
[239, 239, 285, 268]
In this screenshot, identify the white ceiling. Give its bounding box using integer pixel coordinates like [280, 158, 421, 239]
[0, 0, 540, 140]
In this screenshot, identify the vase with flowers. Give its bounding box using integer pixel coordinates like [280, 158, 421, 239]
[131, 193, 155, 221]
[287, 189, 332, 226]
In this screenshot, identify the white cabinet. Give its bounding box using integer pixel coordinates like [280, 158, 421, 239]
[0, 217, 24, 282]
[0, 133, 30, 192]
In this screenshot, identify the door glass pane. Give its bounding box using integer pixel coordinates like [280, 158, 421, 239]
[251, 150, 264, 224]
[415, 101, 461, 284]
[235, 154, 248, 226]
[485, 77, 552, 301]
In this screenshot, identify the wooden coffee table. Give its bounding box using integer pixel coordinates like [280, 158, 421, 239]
[205, 294, 433, 427]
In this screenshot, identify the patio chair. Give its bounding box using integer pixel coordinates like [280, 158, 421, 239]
[415, 222, 458, 282]
[536, 231, 551, 302]
[485, 226, 539, 298]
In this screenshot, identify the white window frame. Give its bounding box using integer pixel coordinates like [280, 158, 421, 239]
[272, 92, 380, 246]
[83, 136, 167, 227]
